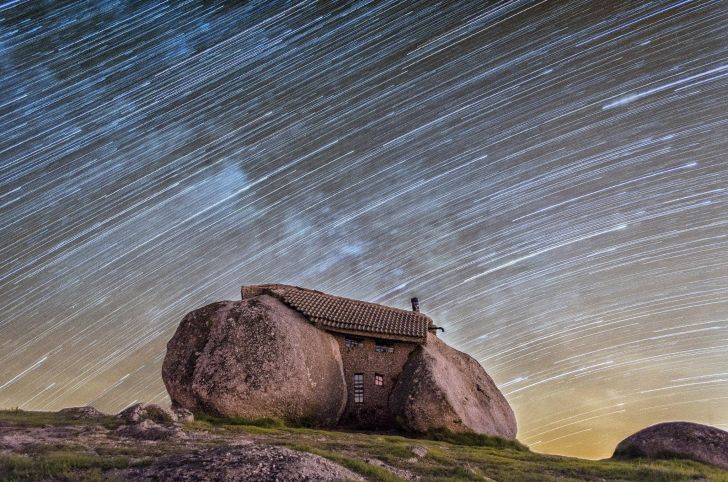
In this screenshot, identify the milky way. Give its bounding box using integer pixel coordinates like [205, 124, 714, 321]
[1, 1, 727, 459]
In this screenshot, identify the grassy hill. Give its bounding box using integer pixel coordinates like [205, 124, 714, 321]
[1, 409, 726, 481]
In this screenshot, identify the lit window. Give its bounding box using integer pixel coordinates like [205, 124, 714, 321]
[353, 373, 364, 403]
[374, 374, 384, 386]
[345, 337, 363, 348]
[374, 340, 394, 353]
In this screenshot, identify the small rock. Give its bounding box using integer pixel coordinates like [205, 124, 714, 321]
[172, 407, 194, 423]
[59, 406, 106, 419]
[115, 419, 184, 440]
[118, 403, 175, 424]
[365, 458, 417, 480]
[410, 445, 428, 458]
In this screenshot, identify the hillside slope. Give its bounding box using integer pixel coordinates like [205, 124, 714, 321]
[1, 409, 726, 481]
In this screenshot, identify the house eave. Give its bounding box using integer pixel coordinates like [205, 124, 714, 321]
[318, 325, 426, 344]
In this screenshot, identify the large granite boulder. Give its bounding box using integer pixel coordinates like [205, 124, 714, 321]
[162, 295, 347, 426]
[612, 422, 728, 470]
[389, 333, 517, 439]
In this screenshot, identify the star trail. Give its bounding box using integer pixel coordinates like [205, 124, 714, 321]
[1, 0, 727, 459]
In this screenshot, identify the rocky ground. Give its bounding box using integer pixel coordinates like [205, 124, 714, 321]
[1, 407, 727, 481]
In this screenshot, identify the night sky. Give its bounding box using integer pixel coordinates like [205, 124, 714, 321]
[1, 1, 727, 460]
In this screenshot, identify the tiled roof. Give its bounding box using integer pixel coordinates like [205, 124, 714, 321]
[247, 284, 431, 343]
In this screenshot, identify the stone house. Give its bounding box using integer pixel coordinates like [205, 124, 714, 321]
[241, 283, 441, 428]
[164, 283, 516, 438]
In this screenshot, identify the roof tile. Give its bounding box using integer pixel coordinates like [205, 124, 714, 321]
[258, 284, 430, 342]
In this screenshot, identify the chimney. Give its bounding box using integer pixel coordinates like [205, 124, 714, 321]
[410, 297, 420, 312]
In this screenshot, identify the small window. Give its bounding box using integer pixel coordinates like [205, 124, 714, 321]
[374, 374, 384, 386]
[374, 339, 394, 353]
[353, 373, 364, 403]
[345, 336, 363, 349]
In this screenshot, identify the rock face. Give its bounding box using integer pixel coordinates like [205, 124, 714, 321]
[162, 295, 347, 426]
[389, 333, 517, 439]
[613, 422, 728, 470]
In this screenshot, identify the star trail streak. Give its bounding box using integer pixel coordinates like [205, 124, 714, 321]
[1, 0, 727, 459]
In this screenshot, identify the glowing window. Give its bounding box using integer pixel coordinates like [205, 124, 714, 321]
[374, 374, 384, 386]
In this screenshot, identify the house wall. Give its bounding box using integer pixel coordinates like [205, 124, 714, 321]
[332, 333, 417, 429]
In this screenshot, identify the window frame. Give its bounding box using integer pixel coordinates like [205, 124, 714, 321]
[374, 339, 394, 353]
[353, 373, 364, 403]
[345, 336, 363, 349]
[374, 373, 384, 386]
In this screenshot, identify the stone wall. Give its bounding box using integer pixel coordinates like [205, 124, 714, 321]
[332, 333, 417, 429]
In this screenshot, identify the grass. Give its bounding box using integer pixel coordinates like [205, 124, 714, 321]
[193, 413, 286, 428]
[197, 417, 728, 482]
[288, 443, 406, 482]
[0, 408, 121, 429]
[424, 428, 529, 451]
[2, 409, 727, 481]
[0, 451, 131, 481]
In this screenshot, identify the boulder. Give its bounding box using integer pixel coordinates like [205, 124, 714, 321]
[612, 421, 728, 470]
[162, 295, 347, 426]
[115, 419, 184, 440]
[115, 444, 363, 481]
[59, 406, 106, 419]
[118, 403, 175, 424]
[389, 333, 517, 439]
